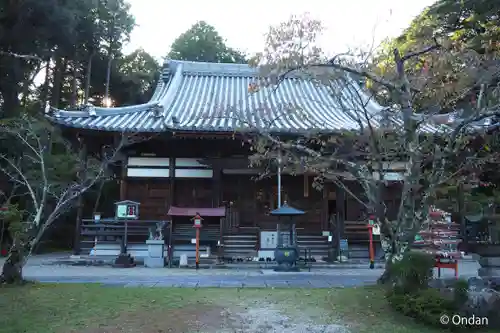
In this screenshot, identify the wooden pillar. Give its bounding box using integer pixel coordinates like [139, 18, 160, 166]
[335, 183, 346, 243]
[119, 160, 127, 200]
[322, 183, 329, 232]
[212, 163, 221, 207]
[458, 183, 466, 252]
[73, 136, 88, 255]
[252, 180, 257, 227]
[169, 157, 176, 206]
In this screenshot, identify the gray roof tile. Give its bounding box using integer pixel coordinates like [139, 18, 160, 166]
[46, 60, 434, 133]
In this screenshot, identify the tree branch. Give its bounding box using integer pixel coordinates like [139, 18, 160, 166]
[0, 51, 43, 61]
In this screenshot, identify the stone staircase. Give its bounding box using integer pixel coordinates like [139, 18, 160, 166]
[171, 223, 219, 259]
[223, 233, 258, 258]
[296, 234, 329, 258]
[347, 243, 384, 260]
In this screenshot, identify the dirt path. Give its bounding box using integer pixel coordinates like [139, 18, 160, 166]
[220, 302, 349, 333]
[79, 295, 349, 333]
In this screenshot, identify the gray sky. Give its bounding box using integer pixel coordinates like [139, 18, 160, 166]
[124, 0, 437, 59]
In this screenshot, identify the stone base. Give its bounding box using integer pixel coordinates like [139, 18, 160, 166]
[468, 276, 500, 291]
[478, 267, 500, 278]
[478, 257, 500, 267]
[113, 254, 136, 268]
[179, 254, 188, 267]
[274, 264, 300, 272]
[144, 257, 165, 268]
[464, 289, 500, 328]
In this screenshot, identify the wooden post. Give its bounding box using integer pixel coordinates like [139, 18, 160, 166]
[322, 182, 329, 231]
[195, 228, 200, 269]
[168, 157, 175, 266]
[119, 161, 127, 200]
[212, 163, 221, 207]
[457, 183, 466, 253]
[73, 135, 87, 255]
[212, 164, 223, 248]
[335, 183, 346, 256]
[169, 157, 176, 206]
[368, 225, 374, 268]
[192, 214, 202, 270]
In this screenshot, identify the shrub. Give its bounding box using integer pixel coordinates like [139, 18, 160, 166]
[453, 278, 469, 305]
[387, 288, 457, 327]
[386, 251, 474, 330]
[387, 251, 435, 293]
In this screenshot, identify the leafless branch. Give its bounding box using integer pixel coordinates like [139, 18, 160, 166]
[0, 51, 43, 61]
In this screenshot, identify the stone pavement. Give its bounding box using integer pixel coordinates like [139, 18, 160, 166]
[31, 273, 381, 288]
[3, 254, 481, 288]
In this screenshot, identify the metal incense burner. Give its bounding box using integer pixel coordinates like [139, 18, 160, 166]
[271, 203, 305, 272]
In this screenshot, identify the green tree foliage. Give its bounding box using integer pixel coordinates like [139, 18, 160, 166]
[86, 48, 160, 106]
[371, 0, 500, 218]
[0, 0, 141, 115]
[168, 21, 247, 63]
[110, 49, 160, 105]
[372, 0, 500, 111]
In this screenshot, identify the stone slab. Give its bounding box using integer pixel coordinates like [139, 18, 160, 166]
[286, 280, 312, 287]
[478, 267, 500, 278]
[478, 257, 500, 267]
[154, 281, 176, 287]
[308, 280, 333, 288]
[196, 280, 220, 287]
[265, 280, 290, 287]
[144, 257, 165, 268]
[175, 281, 200, 288]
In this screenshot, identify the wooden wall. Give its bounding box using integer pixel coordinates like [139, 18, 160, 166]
[125, 179, 171, 220]
[222, 174, 324, 232]
[174, 178, 213, 208]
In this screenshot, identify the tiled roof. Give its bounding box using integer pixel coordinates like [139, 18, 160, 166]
[46, 60, 428, 133]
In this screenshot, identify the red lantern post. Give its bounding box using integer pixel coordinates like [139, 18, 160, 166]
[367, 215, 376, 269]
[191, 214, 203, 269]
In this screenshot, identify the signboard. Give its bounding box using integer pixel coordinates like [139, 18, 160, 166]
[339, 239, 349, 251]
[372, 224, 381, 235]
[115, 200, 140, 220]
[116, 204, 138, 219]
[260, 231, 277, 249]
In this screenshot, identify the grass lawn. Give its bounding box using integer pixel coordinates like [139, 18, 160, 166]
[0, 284, 475, 333]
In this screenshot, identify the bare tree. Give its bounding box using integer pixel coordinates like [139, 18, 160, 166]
[226, 15, 500, 281]
[0, 114, 141, 283]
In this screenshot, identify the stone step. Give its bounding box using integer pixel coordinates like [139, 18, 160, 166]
[224, 241, 257, 247]
[224, 244, 255, 249]
[223, 234, 257, 239]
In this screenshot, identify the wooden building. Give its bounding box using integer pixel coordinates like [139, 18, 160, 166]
[48, 60, 401, 260]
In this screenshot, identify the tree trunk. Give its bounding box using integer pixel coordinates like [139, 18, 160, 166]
[51, 56, 65, 108]
[40, 55, 52, 110]
[104, 55, 113, 103]
[0, 78, 21, 118]
[0, 241, 24, 284]
[84, 52, 95, 104]
[377, 205, 426, 284]
[70, 58, 78, 107]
